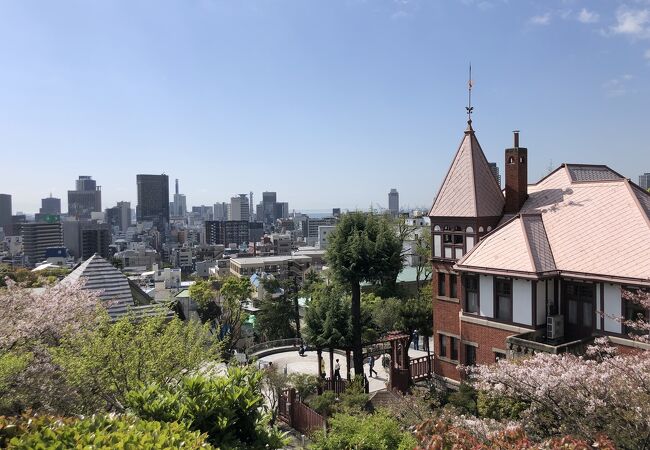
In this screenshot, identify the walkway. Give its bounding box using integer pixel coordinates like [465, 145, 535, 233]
[258, 345, 431, 393]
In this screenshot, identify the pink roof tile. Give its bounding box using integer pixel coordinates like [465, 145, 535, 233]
[457, 164, 650, 285]
[429, 127, 504, 218]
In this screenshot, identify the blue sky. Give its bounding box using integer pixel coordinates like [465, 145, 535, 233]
[1, 0, 649, 214]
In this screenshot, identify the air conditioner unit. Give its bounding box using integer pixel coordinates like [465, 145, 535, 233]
[547, 315, 564, 340]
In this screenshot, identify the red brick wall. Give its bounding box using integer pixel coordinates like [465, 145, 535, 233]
[461, 321, 514, 364]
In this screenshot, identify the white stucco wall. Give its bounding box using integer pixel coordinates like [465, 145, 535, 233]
[603, 284, 622, 334]
[479, 275, 493, 318]
[513, 279, 532, 326]
[536, 281, 546, 326]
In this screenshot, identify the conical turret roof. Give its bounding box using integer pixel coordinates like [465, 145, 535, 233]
[429, 124, 505, 218]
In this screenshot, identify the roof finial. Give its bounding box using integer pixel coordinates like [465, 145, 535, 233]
[466, 63, 474, 128]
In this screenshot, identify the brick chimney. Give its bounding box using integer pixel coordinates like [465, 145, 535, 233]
[504, 130, 528, 214]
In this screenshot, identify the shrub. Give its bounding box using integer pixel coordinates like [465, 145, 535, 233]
[0, 413, 213, 449]
[288, 373, 320, 401]
[126, 367, 287, 449]
[476, 390, 528, 421]
[308, 391, 337, 417]
[445, 382, 477, 415]
[310, 410, 417, 450]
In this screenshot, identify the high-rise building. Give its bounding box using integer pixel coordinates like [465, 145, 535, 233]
[249, 191, 255, 220]
[63, 220, 111, 261]
[40, 195, 61, 215]
[0, 194, 11, 234]
[205, 220, 250, 246]
[388, 188, 399, 216]
[230, 194, 250, 221]
[639, 173, 650, 190]
[136, 174, 170, 231]
[489, 162, 502, 188]
[332, 208, 341, 218]
[21, 221, 63, 265]
[172, 179, 187, 217]
[68, 176, 102, 219]
[213, 202, 228, 221]
[106, 201, 131, 232]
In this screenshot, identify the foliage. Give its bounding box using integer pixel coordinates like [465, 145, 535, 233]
[369, 295, 433, 346]
[472, 338, 650, 448]
[307, 391, 337, 417]
[53, 313, 220, 412]
[256, 281, 296, 341]
[0, 280, 101, 414]
[384, 387, 438, 428]
[0, 413, 213, 449]
[218, 276, 253, 353]
[126, 368, 287, 450]
[189, 279, 221, 323]
[445, 382, 477, 416]
[310, 410, 417, 450]
[476, 390, 528, 421]
[414, 419, 616, 450]
[288, 373, 320, 401]
[260, 365, 289, 423]
[337, 376, 369, 414]
[303, 283, 352, 350]
[326, 212, 403, 374]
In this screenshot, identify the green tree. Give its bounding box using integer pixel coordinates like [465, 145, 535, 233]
[126, 368, 287, 449]
[256, 279, 296, 341]
[218, 277, 253, 353]
[189, 279, 221, 323]
[326, 212, 403, 374]
[53, 312, 220, 412]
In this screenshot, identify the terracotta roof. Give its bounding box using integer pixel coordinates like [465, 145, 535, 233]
[457, 164, 650, 285]
[429, 124, 504, 218]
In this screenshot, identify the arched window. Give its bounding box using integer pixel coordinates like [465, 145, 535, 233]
[434, 225, 441, 231]
[478, 226, 484, 233]
[487, 226, 492, 231]
[466, 226, 474, 233]
[520, 156, 525, 163]
[508, 156, 514, 164]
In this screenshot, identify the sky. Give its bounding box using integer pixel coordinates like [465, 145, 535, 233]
[1, 0, 649, 214]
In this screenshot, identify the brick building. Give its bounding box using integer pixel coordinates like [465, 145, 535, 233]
[430, 120, 650, 386]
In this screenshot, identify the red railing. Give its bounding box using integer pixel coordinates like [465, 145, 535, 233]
[410, 355, 433, 381]
[292, 399, 325, 435]
[278, 388, 326, 436]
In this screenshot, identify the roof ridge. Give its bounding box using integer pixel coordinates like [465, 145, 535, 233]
[519, 215, 538, 273]
[623, 178, 650, 230]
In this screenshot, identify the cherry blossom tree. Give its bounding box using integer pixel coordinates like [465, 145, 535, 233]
[0, 279, 101, 413]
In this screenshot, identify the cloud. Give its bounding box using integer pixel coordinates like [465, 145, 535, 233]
[645, 49, 650, 59]
[602, 74, 635, 97]
[610, 7, 650, 39]
[577, 8, 599, 24]
[529, 13, 552, 26]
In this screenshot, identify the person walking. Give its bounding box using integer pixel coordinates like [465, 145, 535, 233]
[413, 329, 419, 350]
[334, 359, 341, 380]
[368, 355, 378, 378]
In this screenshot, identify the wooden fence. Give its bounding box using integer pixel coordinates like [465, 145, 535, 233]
[409, 354, 433, 382]
[278, 388, 326, 436]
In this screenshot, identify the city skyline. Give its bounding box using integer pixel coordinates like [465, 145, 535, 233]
[1, 1, 649, 212]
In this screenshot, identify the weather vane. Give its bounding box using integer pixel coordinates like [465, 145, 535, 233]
[466, 63, 473, 124]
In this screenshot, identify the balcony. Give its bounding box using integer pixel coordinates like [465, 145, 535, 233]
[506, 330, 594, 358]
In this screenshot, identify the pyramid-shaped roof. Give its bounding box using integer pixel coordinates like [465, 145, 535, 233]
[63, 254, 172, 319]
[429, 124, 505, 218]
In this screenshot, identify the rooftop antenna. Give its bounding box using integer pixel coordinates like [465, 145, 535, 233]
[466, 63, 474, 127]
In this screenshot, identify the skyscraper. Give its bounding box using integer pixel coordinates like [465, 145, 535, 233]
[136, 174, 170, 231]
[388, 188, 399, 216]
[172, 179, 187, 217]
[40, 195, 61, 215]
[0, 194, 11, 234]
[249, 191, 255, 220]
[639, 173, 650, 190]
[68, 176, 102, 219]
[21, 221, 63, 265]
[106, 201, 131, 232]
[489, 162, 502, 188]
[230, 194, 250, 221]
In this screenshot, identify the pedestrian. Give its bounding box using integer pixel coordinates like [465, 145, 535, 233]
[413, 329, 419, 350]
[334, 359, 341, 380]
[368, 355, 378, 378]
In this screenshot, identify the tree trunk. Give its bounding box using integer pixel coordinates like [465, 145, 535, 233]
[292, 279, 301, 338]
[351, 280, 363, 375]
[329, 348, 334, 380]
[346, 349, 351, 381]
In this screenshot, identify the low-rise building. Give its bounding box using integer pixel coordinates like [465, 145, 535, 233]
[229, 255, 311, 281]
